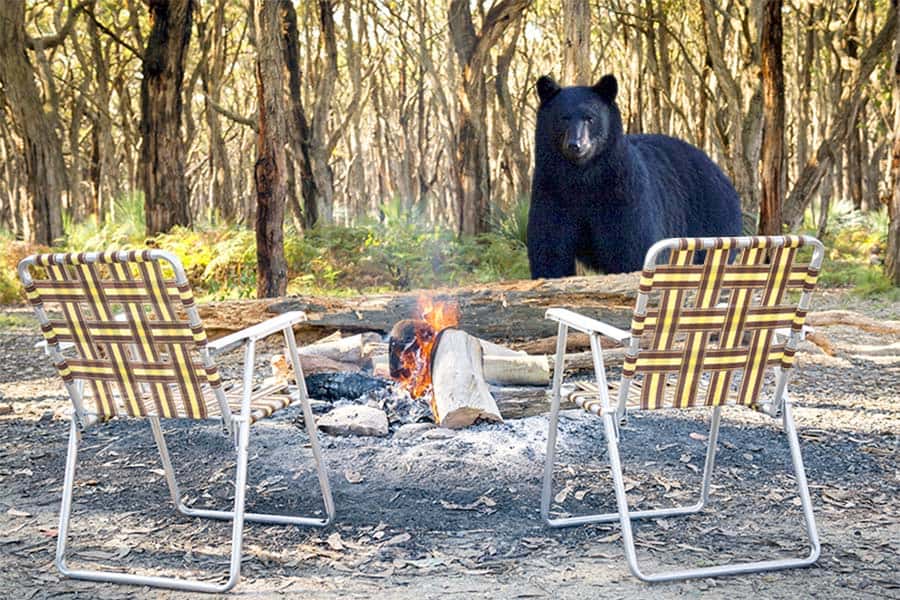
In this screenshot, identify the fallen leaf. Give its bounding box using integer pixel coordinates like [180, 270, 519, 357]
[382, 532, 412, 546]
[326, 533, 345, 551]
[344, 470, 364, 484]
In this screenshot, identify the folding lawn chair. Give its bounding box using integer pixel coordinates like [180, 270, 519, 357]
[18, 250, 334, 593]
[541, 235, 823, 582]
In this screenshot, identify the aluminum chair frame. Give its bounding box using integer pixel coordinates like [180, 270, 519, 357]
[19, 250, 334, 593]
[540, 235, 823, 583]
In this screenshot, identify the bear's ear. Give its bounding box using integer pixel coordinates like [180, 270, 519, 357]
[536, 75, 561, 104]
[592, 74, 618, 103]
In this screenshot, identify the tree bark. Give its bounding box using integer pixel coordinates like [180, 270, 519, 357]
[448, 0, 531, 236]
[846, 1, 865, 212]
[888, 0, 900, 285]
[254, 0, 289, 297]
[308, 0, 338, 226]
[200, 0, 236, 222]
[281, 0, 318, 230]
[139, 0, 193, 235]
[0, 0, 66, 245]
[562, 0, 591, 85]
[759, 0, 785, 236]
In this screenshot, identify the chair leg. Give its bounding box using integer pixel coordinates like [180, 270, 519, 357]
[146, 325, 335, 528]
[542, 325, 716, 528]
[605, 404, 820, 582]
[56, 417, 249, 593]
[540, 322, 568, 523]
[150, 414, 333, 527]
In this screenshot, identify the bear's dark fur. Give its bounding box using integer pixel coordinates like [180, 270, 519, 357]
[527, 74, 743, 278]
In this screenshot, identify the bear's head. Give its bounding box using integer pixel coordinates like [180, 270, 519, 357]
[535, 74, 622, 166]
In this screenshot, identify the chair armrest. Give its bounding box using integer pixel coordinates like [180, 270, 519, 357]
[545, 308, 631, 343]
[35, 340, 76, 357]
[775, 325, 813, 342]
[208, 311, 308, 355]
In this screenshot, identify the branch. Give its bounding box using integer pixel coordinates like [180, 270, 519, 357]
[85, 8, 143, 60]
[472, 0, 532, 69]
[26, 1, 94, 51]
[205, 94, 258, 131]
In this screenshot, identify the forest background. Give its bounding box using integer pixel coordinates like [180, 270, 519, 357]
[0, 0, 898, 304]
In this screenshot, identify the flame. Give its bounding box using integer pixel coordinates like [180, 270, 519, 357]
[391, 295, 459, 417]
[418, 293, 459, 333]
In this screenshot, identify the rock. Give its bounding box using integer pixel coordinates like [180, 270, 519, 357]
[0, 404, 12, 416]
[422, 428, 457, 440]
[394, 422, 435, 439]
[317, 405, 389, 437]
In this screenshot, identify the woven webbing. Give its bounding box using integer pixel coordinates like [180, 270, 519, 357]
[23, 251, 222, 420]
[622, 236, 820, 411]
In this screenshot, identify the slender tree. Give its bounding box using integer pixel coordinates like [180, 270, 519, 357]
[254, 0, 289, 297]
[139, 0, 193, 235]
[759, 0, 785, 236]
[888, 0, 900, 284]
[281, 0, 319, 230]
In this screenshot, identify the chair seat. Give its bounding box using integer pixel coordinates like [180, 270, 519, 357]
[80, 380, 296, 423]
[569, 378, 743, 415]
[147, 380, 295, 423]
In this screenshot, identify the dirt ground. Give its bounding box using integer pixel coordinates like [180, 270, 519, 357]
[0, 289, 898, 599]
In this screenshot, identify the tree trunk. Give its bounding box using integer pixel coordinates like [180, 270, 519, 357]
[201, 0, 236, 222]
[448, 0, 531, 236]
[0, 0, 66, 245]
[888, 0, 900, 285]
[254, 0, 289, 298]
[197, 272, 640, 342]
[759, 0, 785, 236]
[282, 0, 318, 229]
[308, 0, 338, 226]
[562, 0, 591, 85]
[846, 1, 865, 212]
[139, 0, 193, 236]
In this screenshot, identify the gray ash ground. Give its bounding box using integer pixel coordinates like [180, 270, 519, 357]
[0, 291, 898, 599]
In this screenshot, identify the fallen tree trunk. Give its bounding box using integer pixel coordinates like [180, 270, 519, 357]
[197, 274, 639, 342]
[805, 310, 900, 336]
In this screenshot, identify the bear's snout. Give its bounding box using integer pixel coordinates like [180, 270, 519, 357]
[561, 121, 592, 163]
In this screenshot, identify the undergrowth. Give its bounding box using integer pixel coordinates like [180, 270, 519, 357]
[0, 195, 895, 304]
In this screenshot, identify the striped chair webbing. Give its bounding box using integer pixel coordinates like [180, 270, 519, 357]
[622, 236, 820, 411]
[23, 251, 222, 420]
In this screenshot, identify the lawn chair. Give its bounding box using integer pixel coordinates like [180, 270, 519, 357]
[541, 235, 823, 582]
[18, 250, 334, 593]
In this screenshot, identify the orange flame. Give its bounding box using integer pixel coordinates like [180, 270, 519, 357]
[392, 295, 459, 410]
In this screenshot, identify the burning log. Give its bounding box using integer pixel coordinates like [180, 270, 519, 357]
[430, 328, 502, 428]
[304, 372, 391, 402]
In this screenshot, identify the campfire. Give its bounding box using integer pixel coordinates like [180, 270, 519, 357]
[389, 294, 506, 428]
[388, 294, 459, 406]
[270, 294, 552, 433]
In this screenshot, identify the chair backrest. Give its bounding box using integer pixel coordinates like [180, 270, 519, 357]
[19, 250, 225, 422]
[620, 235, 823, 412]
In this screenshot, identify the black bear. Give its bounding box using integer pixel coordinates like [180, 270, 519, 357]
[527, 74, 743, 278]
